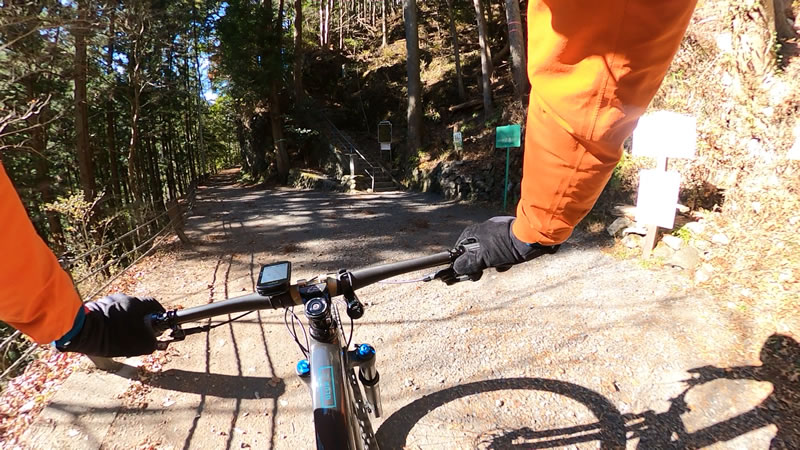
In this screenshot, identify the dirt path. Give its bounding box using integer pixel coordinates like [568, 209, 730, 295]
[26, 170, 796, 449]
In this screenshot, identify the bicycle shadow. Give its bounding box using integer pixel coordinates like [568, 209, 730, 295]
[376, 334, 799, 449]
[376, 377, 628, 449]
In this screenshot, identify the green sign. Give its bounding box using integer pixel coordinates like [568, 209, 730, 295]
[495, 124, 521, 148]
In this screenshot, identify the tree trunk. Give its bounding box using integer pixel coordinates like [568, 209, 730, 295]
[74, 0, 95, 201]
[403, 0, 423, 151]
[771, 0, 797, 40]
[472, 0, 493, 116]
[23, 79, 65, 251]
[106, 5, 122, 208]
[163, 128, 177, 201]
[505, 0, 527, 104]
[181, 55, 198, 182]
[277, 0, 285, 34]
[444, 0, 466, 100]
[191, 8, 208, 176]
[270, 84, 290, 183]
[128, 32, 143, 205]
[339, 0, 344, 49]
[382, 0, 387, 47]
[147, 137, 165, 212]
[484, 0, 494, 36]
[319, 0, 325, 45]
[325, 0, 331, 46]
[293, 0, 305, 102]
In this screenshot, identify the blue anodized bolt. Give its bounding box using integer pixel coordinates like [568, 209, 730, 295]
[356, 343, 375, 360]
[296, 359, 310, 377]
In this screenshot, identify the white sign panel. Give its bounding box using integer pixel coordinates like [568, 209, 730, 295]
[633, 111, 696, 159]
[635, 169, 681, 229]
[453, 131, 463, 151]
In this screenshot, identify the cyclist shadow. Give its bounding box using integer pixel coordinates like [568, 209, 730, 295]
[664, 333, 800, 449]
[377, 333, 799, 449]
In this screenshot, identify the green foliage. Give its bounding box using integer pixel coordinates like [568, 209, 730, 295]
[425, 104, 442, 123]
[608, 152, 633, 191]
[672, 225, 692, 243]
[484, 108, 503, 128]
[43, 193, 114, 252]
[215, 0, 284, 100]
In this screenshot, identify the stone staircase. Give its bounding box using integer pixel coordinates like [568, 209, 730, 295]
[317, 113, 400, 193]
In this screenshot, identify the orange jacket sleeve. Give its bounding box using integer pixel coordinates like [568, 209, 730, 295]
[513, 0, 697, 245]
[0, 161, 83, 344]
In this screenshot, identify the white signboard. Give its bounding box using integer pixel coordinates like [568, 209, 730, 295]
[633, 111, 696, 159]
[635, 169, 681, 229]
[453, 131, 463, 151]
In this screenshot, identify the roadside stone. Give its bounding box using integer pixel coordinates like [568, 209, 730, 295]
[668, 247, 701, 270]
[712, 233, 730, 246]
[652, 243, 674, 259]
[623, 225, 648, 236]
[684, 221, 706, 235]
[695, 263, 714, 284]
[692, 239, 711, 251]
[612, 204, 637, 218]
[608, 217, 633, 237]
[622, 234, 642, 249]
[661, 235, 684, 251]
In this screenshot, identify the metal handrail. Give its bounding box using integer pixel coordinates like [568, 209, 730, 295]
[320, 116, 379, 191]
[322, 116, 376, 170]
[364, 168, 375, 191]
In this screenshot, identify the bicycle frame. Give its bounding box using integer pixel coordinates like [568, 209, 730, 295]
[304, 303, 378, 449]
[307, 322, 355, 448]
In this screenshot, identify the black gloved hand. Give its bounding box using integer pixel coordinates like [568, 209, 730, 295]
[56, 294, 165, 357]
[452, 216, 559, 277]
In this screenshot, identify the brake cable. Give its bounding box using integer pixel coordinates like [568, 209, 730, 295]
[378, 272, 438, 284]
[161, 310, 255, 345]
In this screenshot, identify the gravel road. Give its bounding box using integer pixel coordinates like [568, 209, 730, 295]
[89, 170, 792, 449]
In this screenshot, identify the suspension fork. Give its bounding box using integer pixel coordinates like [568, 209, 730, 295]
[349, 343, 382, 417]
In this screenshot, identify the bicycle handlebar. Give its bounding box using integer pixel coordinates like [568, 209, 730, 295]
[348, 250, 452, 291]
[145, 243, 477, 336]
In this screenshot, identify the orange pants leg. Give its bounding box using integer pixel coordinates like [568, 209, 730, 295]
[512, 0, 698, 246]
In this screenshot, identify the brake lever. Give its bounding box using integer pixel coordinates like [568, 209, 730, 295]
[422, 238, 484, 285]
[431, 267, 482, 285]
[154, 324, 211, 351]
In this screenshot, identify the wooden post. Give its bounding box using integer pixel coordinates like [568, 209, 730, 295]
[641, 155, 668, 258]
[167, 199, 190, 244]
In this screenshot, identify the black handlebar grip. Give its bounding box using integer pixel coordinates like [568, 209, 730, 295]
[460, 241, 480, 254]
[144, 311, 170, 336]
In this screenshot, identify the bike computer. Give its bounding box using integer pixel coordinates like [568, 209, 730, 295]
[256, 261, 291, 296]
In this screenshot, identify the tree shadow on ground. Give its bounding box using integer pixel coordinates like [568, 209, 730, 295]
[174, 169, 614, 278]
[376, 333, 800, 449]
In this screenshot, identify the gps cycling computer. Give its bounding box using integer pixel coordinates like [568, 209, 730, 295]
[256, 261, 291, 296]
